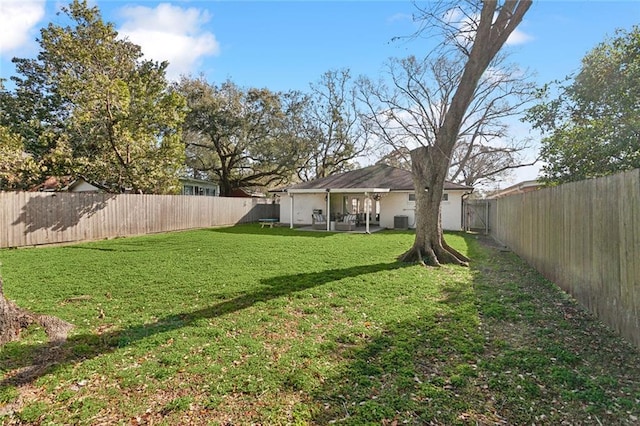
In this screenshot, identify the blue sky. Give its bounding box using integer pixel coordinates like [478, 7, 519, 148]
[1, 1, 639, 185]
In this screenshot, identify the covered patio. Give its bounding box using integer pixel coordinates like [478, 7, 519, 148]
[285, 187, 389, 234]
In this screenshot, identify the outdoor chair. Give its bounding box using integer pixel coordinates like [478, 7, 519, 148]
[312, 213, 327, 230]
[335, 213, 357, 231]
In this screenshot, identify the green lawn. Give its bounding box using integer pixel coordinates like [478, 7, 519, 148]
[1, 225, 638, 425]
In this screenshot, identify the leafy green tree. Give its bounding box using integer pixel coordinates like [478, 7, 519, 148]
[0, 126, 40, 190]
[526, 26, 640, 184]
[176, 77, 308, 196]
[7, 0, 186, 193]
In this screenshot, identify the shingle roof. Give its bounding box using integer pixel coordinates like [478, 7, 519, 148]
[276, 164, 473, 192]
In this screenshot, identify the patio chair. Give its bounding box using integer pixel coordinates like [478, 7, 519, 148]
[335, 214, 357, 231]
[312, 213, 327, 230]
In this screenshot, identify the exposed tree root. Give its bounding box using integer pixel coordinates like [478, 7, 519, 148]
[0, 276, 74, 346]
[399, 242, 469, 267]
[399, 245, 429, 265]
[441, 238, 470, 263]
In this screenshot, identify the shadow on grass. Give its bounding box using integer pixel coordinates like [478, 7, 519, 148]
[414, 233, 640, 425]
[1, 261, 410, 388]
[310, 312, 485, 424]
[310, 236, 484, 424]
[207, 224, 337, 238]
[308, 234, 639, 423]
[64, 246, 138, 253]
[308, 234, 593, 424]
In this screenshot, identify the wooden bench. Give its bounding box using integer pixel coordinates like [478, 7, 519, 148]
[259, 218, 278, 228]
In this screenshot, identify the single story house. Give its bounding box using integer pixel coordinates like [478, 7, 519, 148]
[180, 177, 219, 196]
[30, 176, 108, 193]
[32, 176, 220, 196]
[271, 164, 473, 232]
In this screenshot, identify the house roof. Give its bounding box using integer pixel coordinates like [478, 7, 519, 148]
[64, 177, 110, 192]
[228, 187, 266, 198]
[30, 175, 109, 193]
[488, 179, 542, 198]
[179, 177, 219, 187]
[274, 164, 473, 193]
[29, 175, 74, 192]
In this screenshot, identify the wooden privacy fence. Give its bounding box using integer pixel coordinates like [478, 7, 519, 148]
[0, 192, 279, 249]
[492, 169, 640, 348]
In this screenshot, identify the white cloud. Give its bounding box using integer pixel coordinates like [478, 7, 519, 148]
[0, 0, 46, 56]
[118, 3, 220, 80]
[444, 7, 533, 49]
[506, 28, 533, 46]
[387, 13, 412, 24]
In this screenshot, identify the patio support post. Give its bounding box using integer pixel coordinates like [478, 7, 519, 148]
[289, 193, 294, 229]
[365, 193, 370, 234]
[326, 189, 330, 231]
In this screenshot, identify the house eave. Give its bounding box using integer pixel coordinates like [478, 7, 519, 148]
[286, 188, 391, 194]
[331, 188, 390, 194]
[286, 189, 329, 194]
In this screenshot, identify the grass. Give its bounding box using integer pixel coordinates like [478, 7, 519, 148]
[0, 225, 638, 425]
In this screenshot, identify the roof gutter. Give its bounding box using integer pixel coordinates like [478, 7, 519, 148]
[285, 188, 390, 194]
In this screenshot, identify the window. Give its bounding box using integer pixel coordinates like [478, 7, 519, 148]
[409, 193, 448, 201]
[351, 198, 359, 213]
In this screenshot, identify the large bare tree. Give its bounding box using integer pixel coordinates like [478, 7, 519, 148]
[446, 56, 537, 187]
[296, 69, 370, 181]
[448, 138, 536, 188]
[362, 0, 532, 266]
[372, 56, 537, 188]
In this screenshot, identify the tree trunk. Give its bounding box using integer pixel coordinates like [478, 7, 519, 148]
[0, 276, 73, 346]
[0, 277, 24, 345]
[399, 146, 469, 267]
[219, 179, 232, 197]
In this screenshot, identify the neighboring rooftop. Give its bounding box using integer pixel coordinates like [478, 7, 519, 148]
[29, 175, 109, 193]
[488, 180, 543, 198]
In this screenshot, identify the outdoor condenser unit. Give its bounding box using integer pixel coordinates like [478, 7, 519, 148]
[394, 215, 409, 230]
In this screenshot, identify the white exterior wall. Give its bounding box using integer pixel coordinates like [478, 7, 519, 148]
[279, 193, 326, 225]
[441, 190, 465, 230]
[379, 192, 416, 229]
[379, 190, 466, 231]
